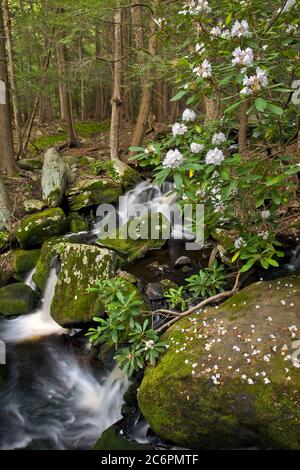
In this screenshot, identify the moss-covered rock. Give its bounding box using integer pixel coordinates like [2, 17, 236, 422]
[18, 158, 43, 171]
[66, 178, 123, 211]
[23, 199, 46, 214]
[68, 212, 89, 233]
[13, 249, 41, 274]
[50, 244, 121, 325]
[97, 212, 169, 263]
[41, 148, 69, 207]
[93, 425, 152, 450]
[138, 274, 300, 450]
[0, 283, 39, 316]
[16, 208, 68, 249]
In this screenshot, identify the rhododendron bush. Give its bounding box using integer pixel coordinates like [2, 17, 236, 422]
[131, 0, 300, 272]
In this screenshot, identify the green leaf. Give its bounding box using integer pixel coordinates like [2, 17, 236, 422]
[266, 103, 284, 115]
[128, 146, 145, 152]
[240, 257, 257, 272]
[231, 251, 240, 263]
[255, 97, 268, 112]
[170, 90, 186, 102]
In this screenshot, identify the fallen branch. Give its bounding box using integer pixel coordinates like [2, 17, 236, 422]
[154, 272, 241, 334]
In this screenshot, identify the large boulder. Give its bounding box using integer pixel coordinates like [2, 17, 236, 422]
[23, 199, 46, 214]
[0, 283, 39, 316]
[13, 249, 41, 275]
[41, 148, 69, 207]
[50, 244, 121, 325]
[16, 208, 68, 249]
[66, 177, 123, 211]
[97, 212, 169, 263]
[138, 274, 300, 450]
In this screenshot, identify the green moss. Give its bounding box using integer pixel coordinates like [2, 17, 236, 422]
[0, 283, 39, 316]
[97, 212, 168, 263]
[68, 212, 89, 233]
[50, 244, 121, 325]
[138, 274, 300, 449]
[13, 249, 41, 274]
[16, 208, 69, 249]
[66, 178, 123, 211]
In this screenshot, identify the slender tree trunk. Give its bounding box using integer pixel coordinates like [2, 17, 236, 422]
[56, 43, 77, 146]
[79, 34, 88, 121]
[94, 24, 102, 120]
[0, 7, 16, 176]
[0, 174, 11, 229]
[204, 96, 220, 122]
[129, 0, 158, 155]
[238, 100, 249, 156]
[110, 6, 122, 162]
[2, 0, 22, 147]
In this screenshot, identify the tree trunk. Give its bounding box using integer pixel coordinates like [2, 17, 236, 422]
[94, 24, 102, 120]
[110, 6, 122, 162]
[204, 96, 220, 122]
[2, 0, 22, 148]
[238, 100, 249, 156]
[56, 43, 77, 146]
[79, 35, 88, 121]
[129, 0, 158, 156]
[0, 7, 16, 176]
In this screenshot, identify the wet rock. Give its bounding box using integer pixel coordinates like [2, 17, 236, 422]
[138, 274, 300, 450]
[50, 244, 121, 325]
[93, 425, 152, 450]
[67, 212, 89, 233]
[66, 177, 123, 211]
[97, 212, 169, 263]
[0, 283, 39, 316]
[146, 283, 165, 301]
[23, 199, 46, 214]
[174, 256, 193, 269]
[13, 249, 41, 274]
[16, 208, 69, 249]
[18, 158, 43, 171]
[41, 148, 69, 207]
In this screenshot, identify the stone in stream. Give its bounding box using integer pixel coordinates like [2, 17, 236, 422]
[13, 249, 41, 274]
[16, 208, 69, 249]
[66, 177, 123, 211]
[174, 255, 193, 269]
[0, 283, 39, 316]
[138, 274, 300, 450]
[50, 244, 122, 325]
[93, 425, 152, 450]
[97, 212, 169, 263]
[41, 148, 69, 207]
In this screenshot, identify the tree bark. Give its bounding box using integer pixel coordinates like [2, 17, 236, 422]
[79, 34, 88, 121]
[0, 174, 11, 229]
[204, 96, 220, 122]
[129, 0, 158, 156]
[56, 43, 77, 146]
[0, 6, 16, 176]
[94, 24, 103, 120]
[110, 5, 122, 162]
[2, 0, 22, 147]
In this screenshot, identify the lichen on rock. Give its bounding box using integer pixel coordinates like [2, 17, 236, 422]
[66, 177, 123, 211]
[138, 274, 300, 449]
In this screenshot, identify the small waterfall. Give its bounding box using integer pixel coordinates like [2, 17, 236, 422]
[0, 269, 65, 344]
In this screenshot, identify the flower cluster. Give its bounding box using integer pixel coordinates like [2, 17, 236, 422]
[232, 47, 254, 68]
[212, 132, 227, 145]
[191, 143, 205, 154]
[179, 0, 211, 15]
[231, 19, 252, 38]
[241, 67, 268, 95]
[193, 59, 212, 79]
[163, 149, 185, 169]
[172, 122, 187, 137]
[182, 108, 196, 122]
[234, 237, 247, 249]
[205, 148, 225, 166]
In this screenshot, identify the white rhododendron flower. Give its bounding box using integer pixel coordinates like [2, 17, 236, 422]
[286, 24, 298, 33]
[172, 122, 187, 137]
[190, 143, 205, 154]
[212, 132, 226, 145]
[205, 148, 225, 165]
[193, 59, 212, 78]
[234, 237, 247, 249]
[182, 108, 196, 122]
[163, 149, 185, 169]
[211, 26, 223, 37]
[241, 67, 268, 95]
[231, 20, 252, 38]
[232, 47, 254, 67]
[195, 42, 205, 53]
